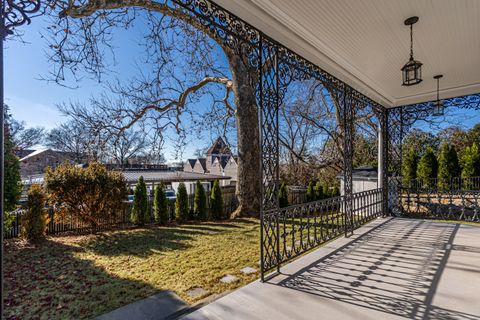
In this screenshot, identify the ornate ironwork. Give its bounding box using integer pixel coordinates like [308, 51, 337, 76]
[386, 107, 403, 216]
[2, 0, 41, 35]
[341, 85, 354, 236]
[258, 36, 281, 277]
[401, 177, 480, 222]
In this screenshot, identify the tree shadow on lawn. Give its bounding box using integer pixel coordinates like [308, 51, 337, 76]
[3, 239, 159, 320]
[82, 222, 249, 257]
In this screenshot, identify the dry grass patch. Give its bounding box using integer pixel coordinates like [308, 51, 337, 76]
[4, 219, 260, 319]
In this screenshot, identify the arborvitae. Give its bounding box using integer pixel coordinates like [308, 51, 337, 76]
[438, 144, 461, 190]
[279, 182, 289, 208]
[306, 181, 315, 202]
[153, 182, 169, 224]
[131, 176, 149, 225]
[4, 121, 22, 212]
[402, 148, 418, 186]
[416, 147, 438, 188]
[21, 184, 47, 242]
[210, 180, 224, 220]
[315, 181, 324, 200]
[175, 182, 189, 222]
[332, 185, 340, 197]
[322, 185, 330, 199]
[194, 181, 207, 221]
[461, 143, 480, 189]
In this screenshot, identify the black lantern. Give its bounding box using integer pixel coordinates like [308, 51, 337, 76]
[402, 16, 423, 86]
[432, 74, 444, 116]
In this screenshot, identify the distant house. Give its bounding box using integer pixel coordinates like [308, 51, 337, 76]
[19, 149, 79, 177]
[338, 166, 379, 195]
[183, 137, 238, 186]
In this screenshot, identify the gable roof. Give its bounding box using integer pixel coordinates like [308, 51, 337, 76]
[197, 158, 207, 171]
[206, 137, 232, 156]
[186, 159, 197, 168]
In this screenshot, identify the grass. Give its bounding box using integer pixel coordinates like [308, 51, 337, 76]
[4, 219, 260, 320]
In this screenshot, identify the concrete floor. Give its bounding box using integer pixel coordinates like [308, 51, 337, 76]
[180, 218, 480, 320]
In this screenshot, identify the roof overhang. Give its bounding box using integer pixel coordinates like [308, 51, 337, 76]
[215, 0, 480, 107]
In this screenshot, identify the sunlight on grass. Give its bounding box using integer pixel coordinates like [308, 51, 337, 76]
[4, 219, 260, 319]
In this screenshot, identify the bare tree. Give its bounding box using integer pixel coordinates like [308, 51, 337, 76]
[46, 120, 100, 163]
[106, 129, 149, 166]
[44, 2, 260, 216]
[9, 118, 45, 151]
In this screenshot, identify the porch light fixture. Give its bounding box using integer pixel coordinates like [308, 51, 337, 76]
[432, 74, 444, 116]
[401, 16, 423, 86]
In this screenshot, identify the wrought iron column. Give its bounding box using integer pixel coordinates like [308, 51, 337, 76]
[379, 107, 388, 216]
[259, 35, 281, 281]
[342, 85, 354, 236]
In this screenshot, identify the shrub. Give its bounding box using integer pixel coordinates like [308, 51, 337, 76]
[153, 182, 169, 224]
[194, 181, 207, 221]
[20, 184, 48, 242]
[45, 162, 126, 230]
[461, 143, 480, 189]
[175, 182, 189, 222]
[279, 182, 289, 208]
[332, 185, 340, 197]
[131, 176, 149, 225]
[402, 148, 418, 186]
[416, 147, 438, 188]
[322, 185, 330, 199]
[210, 180, 224, 220]
[438, 144, 460, 190]
[4, 123, 22, 212]
[3, 211, 16, 237]
[306, 181, 315, 202]
[315, 181, 324, 200]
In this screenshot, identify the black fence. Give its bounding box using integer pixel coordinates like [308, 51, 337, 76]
[400, 177, 480, 221]
[261, 188, 383, 272]
[5, 193, 238, 239]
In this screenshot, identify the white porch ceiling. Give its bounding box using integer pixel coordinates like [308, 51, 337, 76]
[215, 0, 480, 107]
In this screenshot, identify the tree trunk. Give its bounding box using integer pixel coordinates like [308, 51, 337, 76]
[227, 52, 261, 218]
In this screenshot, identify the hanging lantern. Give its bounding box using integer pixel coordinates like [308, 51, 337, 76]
[432, 74, 444, 116]
[401, 16, 423, 86]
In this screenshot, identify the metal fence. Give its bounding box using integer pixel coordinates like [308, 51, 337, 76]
[261, 188, 383, 273]
[400, 177, 480, 221]
[5, 193, 238, 239]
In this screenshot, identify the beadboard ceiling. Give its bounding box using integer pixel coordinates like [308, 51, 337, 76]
[215, 0, 480, 107]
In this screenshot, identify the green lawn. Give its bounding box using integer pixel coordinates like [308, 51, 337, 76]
[4, 219, 260, 319]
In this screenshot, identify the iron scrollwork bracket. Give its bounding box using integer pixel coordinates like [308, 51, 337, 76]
[2, 0, 41, 36]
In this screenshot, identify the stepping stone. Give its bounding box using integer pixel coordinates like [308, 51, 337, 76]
[220, 274, 239, 283]
[186, 287, 208, 299]
[240, 267, 257, 275]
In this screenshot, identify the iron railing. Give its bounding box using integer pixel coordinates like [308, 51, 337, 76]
[400, 177, 480, 221]
[261, 188, 383, 275]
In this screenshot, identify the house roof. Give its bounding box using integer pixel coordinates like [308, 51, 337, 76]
[337, 166, 379, 181]
[19, 149, 50, 162]
[206, 137, 232, 156]
[197, 158, 207, 171]
[187, 159, 197, 168]
[22, 170, 230, 186]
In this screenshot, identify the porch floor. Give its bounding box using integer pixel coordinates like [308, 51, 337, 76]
[180, 218, 480, 320]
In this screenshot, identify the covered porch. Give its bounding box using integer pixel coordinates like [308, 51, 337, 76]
[181, 218, 480, 319]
